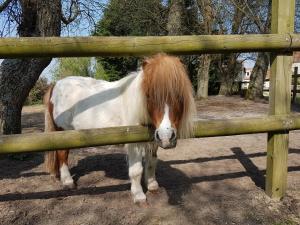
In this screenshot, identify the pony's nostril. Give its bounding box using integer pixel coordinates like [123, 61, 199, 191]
[170, 131, 176, 141]
[155, 130, 161, 141]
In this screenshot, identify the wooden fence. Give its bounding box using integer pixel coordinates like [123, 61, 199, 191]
[0, 0, 298, 200]
[1, 34, 300, 58]
[292, 67, 300, 103]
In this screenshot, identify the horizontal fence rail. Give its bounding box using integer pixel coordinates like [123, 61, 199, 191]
[1, 34, 300, 58]
[1, 114, 300, 154]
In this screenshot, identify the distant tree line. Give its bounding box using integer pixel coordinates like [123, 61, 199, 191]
[54, 0, 277, 100]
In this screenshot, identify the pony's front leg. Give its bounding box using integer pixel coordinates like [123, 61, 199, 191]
[144, 143, 159, 192]
[127, 144, 146, 203]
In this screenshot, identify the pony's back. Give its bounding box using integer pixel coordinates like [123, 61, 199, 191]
[50, 75, 140, 130]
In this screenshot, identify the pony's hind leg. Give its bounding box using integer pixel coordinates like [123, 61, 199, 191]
[43, 86, 74, 188]
[57, 150, 75, 189]
[144, 144, 159, 192]
[127, 144, 146, 203]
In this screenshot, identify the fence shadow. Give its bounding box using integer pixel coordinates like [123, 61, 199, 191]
[71, 153, 128, 183]
[0, 153, 46, 180]
[231, 147, 265, 189]
[71, 152, 192, 205]
[0, 148, 299, 203]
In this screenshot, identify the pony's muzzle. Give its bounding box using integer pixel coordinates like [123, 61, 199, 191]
[154, 129, 177, 149]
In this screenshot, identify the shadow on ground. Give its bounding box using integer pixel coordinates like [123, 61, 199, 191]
[1, 147, 299, 205]
[0, 153, 46, 180]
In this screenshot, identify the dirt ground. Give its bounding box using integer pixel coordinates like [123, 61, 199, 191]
[0, 96, 300, 225]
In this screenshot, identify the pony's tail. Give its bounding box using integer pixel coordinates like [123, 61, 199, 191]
[43, 85, 59, 177]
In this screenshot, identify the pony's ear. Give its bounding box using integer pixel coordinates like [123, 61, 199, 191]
[177, 56, 184, 64]
[142, 58, 150, 69]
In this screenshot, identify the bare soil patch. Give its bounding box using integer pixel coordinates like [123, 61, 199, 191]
[0, 96, 299, 225]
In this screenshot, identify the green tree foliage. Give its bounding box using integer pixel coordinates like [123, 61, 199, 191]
[92, 0, 286, 97]
[54, 57, 108, 81]
[95, 0, 167, 36]
[25, 78, 49, 105]
[93, 0, 216, 89]
[98, 57, 138, 81]
[94, 0, 167, 81]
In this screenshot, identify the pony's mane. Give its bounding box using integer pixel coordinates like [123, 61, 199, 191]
[141, 53, 196, 138]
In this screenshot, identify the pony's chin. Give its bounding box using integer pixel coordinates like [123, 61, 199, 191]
[157, 140, 177, 149]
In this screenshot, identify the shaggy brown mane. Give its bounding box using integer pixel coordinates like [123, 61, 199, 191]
[141, 53, 196, 138]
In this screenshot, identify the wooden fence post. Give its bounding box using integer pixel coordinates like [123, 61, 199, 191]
[292, 67, 298, 103]
[266, 0, 295, 199]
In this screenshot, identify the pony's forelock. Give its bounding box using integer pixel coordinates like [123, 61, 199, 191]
[141, 53, 196, 138]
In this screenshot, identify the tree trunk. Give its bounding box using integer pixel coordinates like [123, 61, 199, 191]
[244, 1, 271, 101]
[218, 54, 239, 96]
[167, 0, 185, 35]
[218, 0, 244, 96]
[219, 82, 232, 96]
[0, 0, 61, 135]
[219, 76, 233, 96]
[245, 52, 269, 100]
[218, 67, 236, 96]
[0, 59, 52, 134]
[196, 54, 211, 99]
[195, 0, 214, 99]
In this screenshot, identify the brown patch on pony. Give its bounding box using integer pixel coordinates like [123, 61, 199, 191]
[141, 53, 196, 138]
[43, 85, 60, 177]
[44, 85, 56, 131]
[44, 86, 71, 179]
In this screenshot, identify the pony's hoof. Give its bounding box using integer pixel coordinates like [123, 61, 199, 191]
[62, 182, 76, 190]
[147, 180, 159, 192]
[135, 200, 149, 208]
[133, 192, 147, 204]
[148, 189, 160, 195]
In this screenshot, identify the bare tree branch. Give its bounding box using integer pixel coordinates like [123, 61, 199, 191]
[229, 0, 265, 32]
[243, 1, 265, 32]
[61, 0, 80, 25]
[0, 0, 12, 13]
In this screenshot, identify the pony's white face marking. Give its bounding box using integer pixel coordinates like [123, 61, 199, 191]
[159, 104, 171, 128]
[155, 104, 177, 149]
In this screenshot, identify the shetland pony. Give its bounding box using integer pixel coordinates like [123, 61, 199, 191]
[44, 53, 196, 203]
